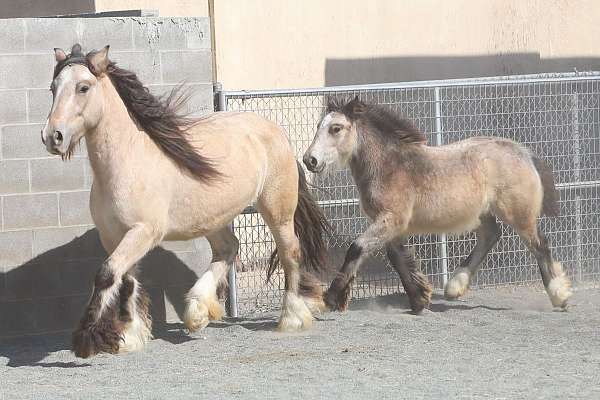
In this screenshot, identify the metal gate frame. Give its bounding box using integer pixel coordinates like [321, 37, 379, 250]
[214, 72, 600, 317]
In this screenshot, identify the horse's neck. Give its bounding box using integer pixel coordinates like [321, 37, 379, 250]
[348, 133, 385, 197]
[85, 78, 147, 186]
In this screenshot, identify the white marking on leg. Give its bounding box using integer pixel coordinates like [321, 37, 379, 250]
[184, 265, 226, 332]
[120, 279, 152, 353]
[278, 291, 313, 332]
[97, 282, 120, 320]
[445, 267, 471, 299]
[546, 262, 572, 308]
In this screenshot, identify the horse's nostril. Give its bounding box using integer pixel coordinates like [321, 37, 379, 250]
[54, 130, 63, 145]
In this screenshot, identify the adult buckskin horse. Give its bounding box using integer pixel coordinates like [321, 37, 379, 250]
[42, 44, 330, 358]
[303, 97, 572, 313]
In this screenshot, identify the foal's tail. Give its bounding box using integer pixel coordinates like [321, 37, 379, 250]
[531, 155, 559, 217]
[267, 162, 331, 281]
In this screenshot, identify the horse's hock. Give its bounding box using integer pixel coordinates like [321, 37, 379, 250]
[0, 17, 214, 338]
[221, 74, 600, 315]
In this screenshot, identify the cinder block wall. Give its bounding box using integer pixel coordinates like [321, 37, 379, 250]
[0, 17, 214, 338]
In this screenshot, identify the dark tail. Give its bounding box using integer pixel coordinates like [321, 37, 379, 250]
[267, 162, 331, 281]
[532, 156, 559, 217]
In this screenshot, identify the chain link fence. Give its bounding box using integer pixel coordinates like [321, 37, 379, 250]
[215, 73, 600, 316]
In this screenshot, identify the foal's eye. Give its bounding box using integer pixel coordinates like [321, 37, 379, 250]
[79, 85, 89, 94]
[330, 126, 342, 134]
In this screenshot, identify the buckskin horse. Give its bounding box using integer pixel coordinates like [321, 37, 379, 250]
[42, 44, 330, 358]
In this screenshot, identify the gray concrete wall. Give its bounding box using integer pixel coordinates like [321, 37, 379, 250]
[0, 17, 214, 338]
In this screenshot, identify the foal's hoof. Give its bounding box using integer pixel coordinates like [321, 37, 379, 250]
[324, 276, 354, 312]
[444, 270, 470, 300]
[278, 292, 313, 332]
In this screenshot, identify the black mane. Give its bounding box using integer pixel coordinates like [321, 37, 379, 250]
[327, 97, 427, 145]
[53, 44, 220, 182]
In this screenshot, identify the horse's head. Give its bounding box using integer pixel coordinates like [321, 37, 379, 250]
[42, 44, 111, 158]
[303, 96, 365, 173]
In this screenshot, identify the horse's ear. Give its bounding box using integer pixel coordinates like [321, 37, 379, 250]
[344, 96, 366, 119]
[87, 45, 110, 76]
[70, 43, 83, 56]
[54, 48, 67, 62]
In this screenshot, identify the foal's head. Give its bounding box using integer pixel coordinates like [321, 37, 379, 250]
[303, 97, 365, 173]
[42, 44, 110, 157]
[303, 96, 426, 173]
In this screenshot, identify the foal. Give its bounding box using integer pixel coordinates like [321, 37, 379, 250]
[42, 44, 330, 357]
[304, 97, 572, 313]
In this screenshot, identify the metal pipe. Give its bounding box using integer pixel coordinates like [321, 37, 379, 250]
[213, 83, 239, 318]
[221, 72, 600, 97]
[434, 87, 449, 287]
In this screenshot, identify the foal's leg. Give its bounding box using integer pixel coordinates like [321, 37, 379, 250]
[325, 216, 394, 311]
[184, 228, 239, 332]
[386, 238, 433, 314]
[516, 225, 572, 309]
[72, 223, 161, 358]
[445, 215, 501, 300]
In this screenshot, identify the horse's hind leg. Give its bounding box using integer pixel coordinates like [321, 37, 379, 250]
[515, 224, 572, 309]
[386, 239, 432, 314]
[445, 215, 501, 300]
[184, 228, 239, 332]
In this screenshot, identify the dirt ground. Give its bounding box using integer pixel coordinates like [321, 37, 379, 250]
[1, 285, 599, 400]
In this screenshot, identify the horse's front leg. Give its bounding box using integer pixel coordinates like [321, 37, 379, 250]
[386, 238, 432, 314]
[72, 223, 161, 358]
[325, 216, 395, 311]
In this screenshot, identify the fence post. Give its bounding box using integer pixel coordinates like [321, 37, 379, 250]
[571, 92, 582, 284]
[434, 86, 449, 287]
[214, 82, 239, 318]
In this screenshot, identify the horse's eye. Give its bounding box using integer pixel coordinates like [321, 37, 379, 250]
[79, 85, 89, 94]
[330, 126, 342, 134]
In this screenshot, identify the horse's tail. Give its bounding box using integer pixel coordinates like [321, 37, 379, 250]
[267, 162, 331, 284]
[531, 155, 559, 217]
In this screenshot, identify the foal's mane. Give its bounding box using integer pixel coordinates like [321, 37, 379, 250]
[54, 45, 220, 182]
[327, 97, 427, 145]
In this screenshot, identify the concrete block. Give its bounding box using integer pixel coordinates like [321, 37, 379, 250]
[0, 230, 33, 268]
[33, 295, 87, 333]
[32, 226, 89, 258]
[0, 19, 25, 54]
[24, 18, 79, 53]
[149, 83, 213, 116]
[160, 50, 212, 84]
[0, 90, 27, 125]
[0, 299, 36, 337]
[1, 124, 48, 159]
[3, 193, 58, 230]
[79, 18, 134, 52]
[27, 89, 52, 124]
[111, 50, 162, 85]
[31, 158, 85, 192]
[59, 190, 92, 226]
[0, 54, 55, 90]
[0, 160, 30, 195]
[132, 17, 210, 50]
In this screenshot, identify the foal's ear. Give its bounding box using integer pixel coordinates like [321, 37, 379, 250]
[54, 48, 67, 62]
[344, 96, 367, 119]
[87, 45, 111, 76]
[71, 43, 83, 56]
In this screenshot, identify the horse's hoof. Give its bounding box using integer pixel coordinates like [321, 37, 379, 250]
[184, 297, 223, 333]
[278, 292, 313, 332]
[72, 323, 122, 359]
[444, 269, 470, 300]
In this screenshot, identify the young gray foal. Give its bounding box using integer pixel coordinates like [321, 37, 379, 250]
[304, 97, 572, 313]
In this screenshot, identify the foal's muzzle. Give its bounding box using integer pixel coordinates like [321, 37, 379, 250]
[303, 154, 324, 173]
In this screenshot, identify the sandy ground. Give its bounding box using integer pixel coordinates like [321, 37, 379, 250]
[1, 286, 599, 400]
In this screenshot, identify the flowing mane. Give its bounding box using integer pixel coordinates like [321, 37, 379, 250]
[53, 46, 220, 182]
[327, 97, 427, 145]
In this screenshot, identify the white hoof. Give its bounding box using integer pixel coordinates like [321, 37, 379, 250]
[120, 316, 152, 353]
[184, 296, 224, 333]
[546, 263, 572, 309]
[445, 268, 470, 300]
[278, 292, 313, 332]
